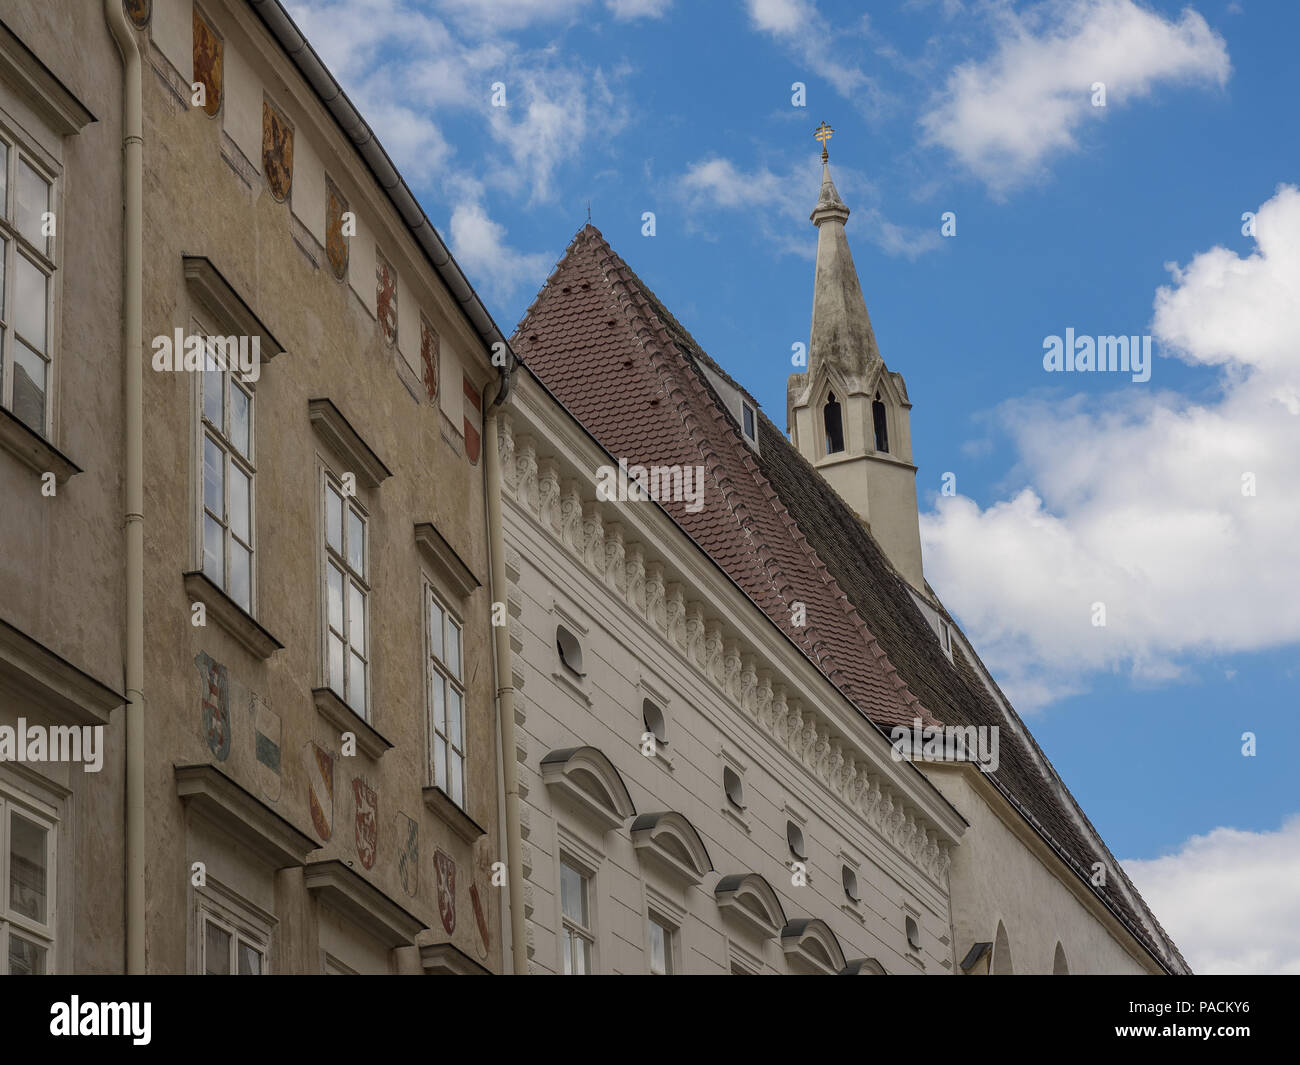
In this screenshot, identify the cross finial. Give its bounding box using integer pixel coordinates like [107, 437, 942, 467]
[814, 120, 834, 162]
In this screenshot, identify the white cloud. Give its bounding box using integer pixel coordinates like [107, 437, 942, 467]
[449, 201, 553, 302]
[744, 0, 891, 115]
[605, 0, 671, 18]
[1124, 816, 1300, 975]
[675, 156, 939, 259]
[920, 0, 1230, 194]
[921, 185, 1300, 708]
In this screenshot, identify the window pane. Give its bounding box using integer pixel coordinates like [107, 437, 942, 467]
[237, 942, 263, 975]
[16, 159, 50, 250]
[9, 813, 48, 923]
[230, 541, 251, 612]
[348, 652, 365, 715]
[203, 436, 223, 518]
[327, 563, 344, 633]
[433, 735, 446, 789]
[0, 143, 7, 212]
[328, 634, 345, 696]
[561, 928, 572, 975]
[560, 863, 587, 926]
[11, 339, 46, 433]
[8, 935, 46, 976]
[203, 364, 222, 426]
[448, 688, 462, 749]
[346, 509, 364, 573]
[230, 384, 251, 458]
[348, 582, 365, 651]
[447, 619, 462, 680]
[648, 920, 666, 974]
[575, 936, 590, 975]
[428, 598, 444, 662]
[326, 486, 342, 554]
[0, 236, 6, 305]
[204, 922, 231, 975]
[449, 752, 463, 808]
[203, 514, 224, 586]
[432, 676, 445, 735]
[13, 255, 46, 351]
[229, 465, 250, 543]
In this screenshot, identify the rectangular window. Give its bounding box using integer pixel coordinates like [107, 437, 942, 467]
[426, 587, 465, 808]
[0, 136, 56, 436]
[323, 472, 369, 717]
[648, 914, 675, 975]
[198, 323, 256, 613]
[559, 859, 594, 975]
[198, 907, 267, 975]
[0, 794, 56, 974]
[742, 401, 756, 441]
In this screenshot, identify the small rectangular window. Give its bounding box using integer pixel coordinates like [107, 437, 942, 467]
[323, 472, 369, 716]
[0, 794, 56, 974]
[198, 908, 267, 975]
[0, 136, 57, 436]
[559, 859, 594, 975]
[742, 402, 756, 441]
[648, 914, 675, 974]
[426, 586, 466, 808]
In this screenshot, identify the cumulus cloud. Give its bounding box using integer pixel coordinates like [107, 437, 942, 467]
[922, 185, 1300, 709]
[744, 0, 892, 115]
[920, 0, 1230, 194]
[675, 155, 940, 260]
[1124, 816, 1300, 975]
[449, 201, 553, 302]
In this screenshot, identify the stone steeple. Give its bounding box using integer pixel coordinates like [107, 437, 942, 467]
[807, 160, 881, 382]
[788, 135, 925, 594]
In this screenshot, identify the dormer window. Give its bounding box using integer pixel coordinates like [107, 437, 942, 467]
[741, 401, 756, 443]
[824, 393, 844, 454]
[872, 393, 889, 453]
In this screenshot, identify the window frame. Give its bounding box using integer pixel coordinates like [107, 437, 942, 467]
[558, 855, 596, 975]
[194, 315, 257, 614]
[0, 124, 59, 439]
[320, 467, 371, 719]
[425, 582, 466, 809]
[647, 911, 677, 975]
[198, 905, 269, 975]
[741, 400, 756, 442]
[0, 789, 57, 975]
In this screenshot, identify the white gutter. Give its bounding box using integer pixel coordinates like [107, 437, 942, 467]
[104, 0, 146, 974]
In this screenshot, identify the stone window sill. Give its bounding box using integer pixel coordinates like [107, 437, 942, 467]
[183, 570, 283, 659]
[311, 686, 393, 760]
[0, 407, 81, 483]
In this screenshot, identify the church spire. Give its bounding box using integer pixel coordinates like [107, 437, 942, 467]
[807, 124, 881, 381]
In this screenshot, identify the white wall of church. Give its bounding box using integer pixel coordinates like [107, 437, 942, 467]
[927, 768, 1159, 975]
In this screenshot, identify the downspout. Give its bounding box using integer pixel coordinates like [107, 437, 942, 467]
[483, 374, 527, 974]
[105, 0, 146, 974]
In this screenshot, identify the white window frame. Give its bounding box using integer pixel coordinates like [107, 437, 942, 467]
[647, 911, 677, 975]
[425, 583, 466, 809]
[195, 315, 257, 613]
[0, 789, 57, 975]
[0, 123, 58, 439]
[320, 467, 370, 718]
[558, 855, 596, 975]
[198, 906, 269, 975]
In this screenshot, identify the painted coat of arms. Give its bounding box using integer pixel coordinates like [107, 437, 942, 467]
[435, 849, 456, 934]
[194, 651, 230, 761]
[376, 257, 398, 346]
[470, 835, 493, 960]
[353, 777, 378, 870]
[325, 179, 350, 281]
[192, 11, 223, 117]
[420, 317, 439, 402]
[252, 692, 281, 802]
[303, 742, 334, 841]
[396, 813, 419, 897]
[262, 100, 294, 202]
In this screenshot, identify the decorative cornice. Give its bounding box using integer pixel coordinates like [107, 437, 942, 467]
[182, 257, 286, 360]
[414, 522, 482, 600]
[307, 398, 392, 490]
[0, 20, 96, 136]
[0, 615, 123, 726]
[303, 858, 425, 948]
[175, 763, 317, 869]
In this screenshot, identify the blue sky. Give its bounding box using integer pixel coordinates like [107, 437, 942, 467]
[285, 0, 1300, 973]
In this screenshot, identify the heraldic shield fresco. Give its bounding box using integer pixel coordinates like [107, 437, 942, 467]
[262, 99, 294, 202]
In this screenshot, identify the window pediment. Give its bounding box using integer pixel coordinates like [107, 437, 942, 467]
[629, 811, 712, 885]
[840, 957, 887, 975]
[714, 872, 786, 940]
[780, 917, 846, 975]
[541, 746, 635, 831]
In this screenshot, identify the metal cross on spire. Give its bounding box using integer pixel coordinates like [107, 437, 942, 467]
[814, 120, 834, 162]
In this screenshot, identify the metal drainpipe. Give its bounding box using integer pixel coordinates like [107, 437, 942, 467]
[104, 0, 146, 974]
[483, 376, 527, 973]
